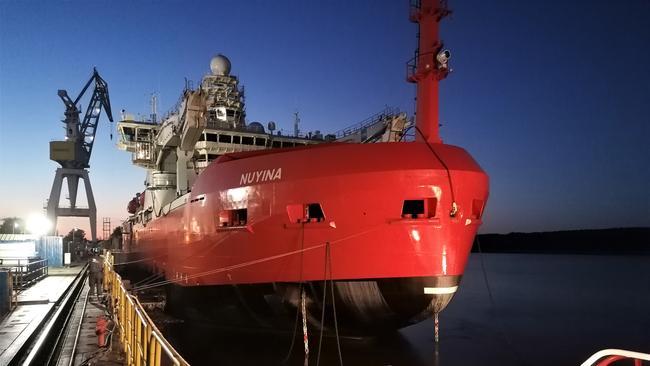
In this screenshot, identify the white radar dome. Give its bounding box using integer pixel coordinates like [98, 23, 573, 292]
[210, 54, 231, 76]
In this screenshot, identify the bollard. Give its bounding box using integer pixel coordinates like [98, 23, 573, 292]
[96, 315, 109, 347]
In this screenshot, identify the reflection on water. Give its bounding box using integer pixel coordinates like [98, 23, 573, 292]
[162, 254, 650, 365]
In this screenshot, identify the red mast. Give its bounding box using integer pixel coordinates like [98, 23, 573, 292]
[408, 0, 451, 144]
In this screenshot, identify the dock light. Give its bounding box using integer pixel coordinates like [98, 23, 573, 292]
[26, 213, 52, 236]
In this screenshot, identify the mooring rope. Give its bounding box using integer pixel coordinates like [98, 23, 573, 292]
[414, 125, 458, 217]
[130, 223, 384, 292]
[477, 236, 530, 366]
[315, 242, 344, 366]
[282, 222, 306, 364]
[301, 288, 309, 366]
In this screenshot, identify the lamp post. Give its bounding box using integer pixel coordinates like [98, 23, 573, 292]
[71, 228, 77, 255]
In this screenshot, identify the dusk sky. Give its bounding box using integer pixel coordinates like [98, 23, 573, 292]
[0, 0, 648, 237]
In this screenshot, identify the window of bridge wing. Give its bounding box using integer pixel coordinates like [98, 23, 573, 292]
[218, 134, 231, 143]
[232, 135, 241, 144]
[242, 136, 254, 145]
[272, 140, 281, 148]
[255, 138, 266, 146]
[122, 127, 135, 141]
[206, 133, 218, 142]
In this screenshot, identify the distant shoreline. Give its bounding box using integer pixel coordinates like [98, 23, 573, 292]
[472, 227, 650, 255]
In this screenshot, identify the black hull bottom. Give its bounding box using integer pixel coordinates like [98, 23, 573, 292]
[164, 275, 461, 336]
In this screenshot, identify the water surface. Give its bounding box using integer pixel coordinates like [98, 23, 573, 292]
[164, 253, 650, 365]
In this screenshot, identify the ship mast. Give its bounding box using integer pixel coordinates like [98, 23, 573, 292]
[408, 0, 451, 144]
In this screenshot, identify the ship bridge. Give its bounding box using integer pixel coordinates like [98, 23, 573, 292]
[116, 118, 323, 171]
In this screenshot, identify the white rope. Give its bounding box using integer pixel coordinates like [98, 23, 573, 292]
[301, 288, 309, 365]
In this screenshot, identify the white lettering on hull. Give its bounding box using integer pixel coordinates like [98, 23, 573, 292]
[240, 168, 282, 186]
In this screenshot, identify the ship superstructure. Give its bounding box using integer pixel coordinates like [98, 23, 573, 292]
[115, 0, 488, 335]
[117, 56, 408, 231]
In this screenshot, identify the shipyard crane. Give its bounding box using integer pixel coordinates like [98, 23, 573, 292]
[47, 69, 113, 242]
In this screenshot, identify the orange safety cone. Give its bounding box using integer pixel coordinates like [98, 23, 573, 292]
[96, 316, 108, 347]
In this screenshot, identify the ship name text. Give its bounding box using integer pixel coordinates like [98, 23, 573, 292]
[240, 168, 282, 185]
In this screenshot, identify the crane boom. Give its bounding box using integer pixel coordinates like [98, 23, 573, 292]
[53, 68, 113, 169]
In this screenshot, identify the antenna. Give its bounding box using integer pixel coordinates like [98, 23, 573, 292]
[150, 92, 158, 123]
[293, 111, 300, 137]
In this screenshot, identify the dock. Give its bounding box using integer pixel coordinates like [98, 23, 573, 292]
[0, 253, 187, 366]
[0, 266, 82, 364]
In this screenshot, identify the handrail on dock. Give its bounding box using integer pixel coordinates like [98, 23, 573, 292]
[2, 258, 48, 290]
[103, 251, 190, 366]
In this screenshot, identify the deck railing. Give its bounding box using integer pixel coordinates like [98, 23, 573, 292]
[333, 106, 401, 138]
[103, 251, 190, 366]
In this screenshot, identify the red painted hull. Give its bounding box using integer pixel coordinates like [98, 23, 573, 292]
[132, 142, 488, 287]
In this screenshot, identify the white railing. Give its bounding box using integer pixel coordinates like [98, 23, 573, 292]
[581, 349, 650, 366]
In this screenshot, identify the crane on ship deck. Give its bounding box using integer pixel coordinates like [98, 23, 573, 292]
[46, 69, 113, 242]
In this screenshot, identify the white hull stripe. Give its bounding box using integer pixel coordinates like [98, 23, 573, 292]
[424, 286, 458, 295]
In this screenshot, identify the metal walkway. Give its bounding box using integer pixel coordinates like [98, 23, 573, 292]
[0, 265, 85, 365]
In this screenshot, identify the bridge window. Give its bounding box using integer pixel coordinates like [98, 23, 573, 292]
[255, 138, 266, 146]
[232, 136, 241, 144]
[206, 133, 218, 142]
[219, 134, 232, 143]
[242, 136, 254, 145]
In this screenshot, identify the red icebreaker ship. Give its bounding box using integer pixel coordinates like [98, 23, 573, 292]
[116, 0, 488, 334]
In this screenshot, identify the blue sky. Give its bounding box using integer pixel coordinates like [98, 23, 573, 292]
[0, 0, 648, 236]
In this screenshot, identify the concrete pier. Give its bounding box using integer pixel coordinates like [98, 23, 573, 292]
[0, 265, 82, 364]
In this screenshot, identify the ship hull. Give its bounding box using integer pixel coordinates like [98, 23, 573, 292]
[130, 141, 488, 333]
[164, 275, 461, 335]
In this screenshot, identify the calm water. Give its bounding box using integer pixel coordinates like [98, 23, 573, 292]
[163, 253, 650, 365]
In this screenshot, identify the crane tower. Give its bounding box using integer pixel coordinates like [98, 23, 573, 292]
[46, 69, 113, 241]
